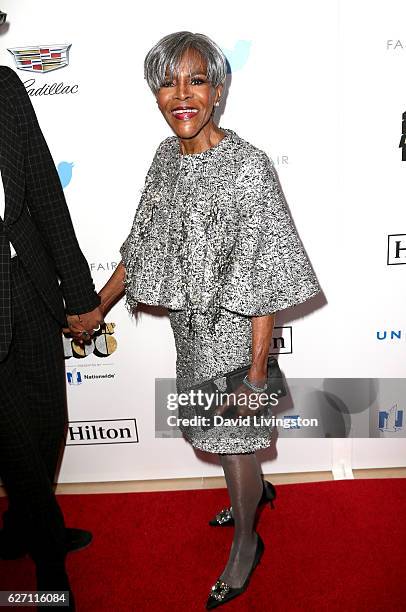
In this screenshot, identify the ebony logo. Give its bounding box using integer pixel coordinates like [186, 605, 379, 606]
[63, 322, 117, 359]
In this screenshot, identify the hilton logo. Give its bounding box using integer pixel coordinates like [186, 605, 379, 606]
[378, 405, 403, 432]
[387, 234, 406, 265]
[67, 419, 139, 446]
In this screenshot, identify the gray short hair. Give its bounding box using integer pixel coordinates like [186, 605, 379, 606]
[144, 31, 227, 95]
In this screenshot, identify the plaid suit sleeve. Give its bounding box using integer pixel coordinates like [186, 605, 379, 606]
[4, 67, 100, 315]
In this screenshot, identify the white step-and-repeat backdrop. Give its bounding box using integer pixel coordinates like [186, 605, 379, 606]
[1, 0, 405, 482]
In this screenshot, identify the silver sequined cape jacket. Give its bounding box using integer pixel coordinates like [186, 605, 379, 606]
[120, 128, 321, 331]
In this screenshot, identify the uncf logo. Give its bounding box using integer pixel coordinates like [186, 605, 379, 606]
[63, 322, 117, 359]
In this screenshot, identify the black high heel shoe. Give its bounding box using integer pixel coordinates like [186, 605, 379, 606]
[208, 480, 276, 527]
[205, 533, 264, 609]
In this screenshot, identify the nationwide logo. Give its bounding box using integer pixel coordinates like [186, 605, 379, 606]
[66, 367, 116, 383]
[8, 44, 71, 73]
[67, 368, 82, 385]
[66, 419, 139, 446]
[378, 404, 403, 432]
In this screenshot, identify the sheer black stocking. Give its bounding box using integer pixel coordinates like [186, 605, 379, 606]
[218, 452, 263, 587]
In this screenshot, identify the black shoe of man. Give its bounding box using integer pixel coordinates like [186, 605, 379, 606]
[0, 528, 93, 560]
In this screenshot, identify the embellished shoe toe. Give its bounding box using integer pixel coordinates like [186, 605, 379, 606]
[205, 533, 264, 609]
[206, 580, 232, 609]
[208, 480, 276, 527]
[208, 506, 235, 527]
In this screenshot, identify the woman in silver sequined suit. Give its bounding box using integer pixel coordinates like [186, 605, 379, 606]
[99, 32, 321, 609]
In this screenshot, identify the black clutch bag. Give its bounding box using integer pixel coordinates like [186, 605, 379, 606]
[225, 356, 286, 398]
[184, 356, 287, 432]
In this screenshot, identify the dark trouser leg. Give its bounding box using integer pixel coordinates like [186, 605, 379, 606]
[218, 452, 263, 587]
[0, 257, 67, 567]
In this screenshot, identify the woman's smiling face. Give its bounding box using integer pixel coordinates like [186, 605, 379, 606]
[155, 47, 223, 141]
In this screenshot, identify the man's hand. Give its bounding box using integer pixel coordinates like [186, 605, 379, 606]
[65, 306, 104, 344]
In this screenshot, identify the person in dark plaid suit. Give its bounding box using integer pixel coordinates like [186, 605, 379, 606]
[0, 65, 104, 606]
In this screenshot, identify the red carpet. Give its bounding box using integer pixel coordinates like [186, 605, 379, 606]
[1, 479, 405, 611]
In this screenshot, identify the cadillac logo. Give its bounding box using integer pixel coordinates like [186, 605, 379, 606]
[8, 44, 71, 73]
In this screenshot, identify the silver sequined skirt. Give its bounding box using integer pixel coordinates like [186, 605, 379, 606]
[168, 307, 273, 454]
